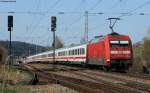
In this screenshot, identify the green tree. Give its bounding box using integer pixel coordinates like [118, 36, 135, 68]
[141, 38, 150, 68]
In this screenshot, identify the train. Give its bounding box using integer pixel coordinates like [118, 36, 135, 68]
[26, 32, 133, 71]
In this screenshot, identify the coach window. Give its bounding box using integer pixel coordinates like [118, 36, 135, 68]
[60, 52, 62, 56]
[69, 51, 70, 55]
[75, 49, 77, 55]
[73, 50, 75, 55]
[64, 51, 65, 56]
[71, 50, 73, 55]
[79, 48, 82, 55]
[65, 51, 67, 56]
[70, 50, 71, 55]
[65, 51, 67, 55]
[70, 50, 72, 55]
[74, 49, 77, 55]
[42, 55, 46, 58]
[72, 50, 74, 55]
[78, 49, 80, 55]
[81, 48, 85, 55]
[83, 48, 85, 54]
[74, 49, 76, 55]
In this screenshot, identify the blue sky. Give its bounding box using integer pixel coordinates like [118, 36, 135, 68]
[0, 0, 150, 46]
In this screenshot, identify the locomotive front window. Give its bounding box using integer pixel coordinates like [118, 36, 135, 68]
[110, 40, 119, 44]
[110, 40, 129, 47]
[120, 41, 129, 44]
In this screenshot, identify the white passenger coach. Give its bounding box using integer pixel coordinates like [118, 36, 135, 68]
[26, 44, 87, 64]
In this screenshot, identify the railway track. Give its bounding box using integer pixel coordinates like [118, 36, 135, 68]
[70, 71, 150, 93]
[21, 64, 149, 93]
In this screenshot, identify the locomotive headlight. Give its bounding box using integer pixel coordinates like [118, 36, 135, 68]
[111, 50, 130, 54]
[122, 51, 130, 54]
[110, 51, 118, 54]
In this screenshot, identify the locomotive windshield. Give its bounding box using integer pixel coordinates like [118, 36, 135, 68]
[110, 40, 129, 47]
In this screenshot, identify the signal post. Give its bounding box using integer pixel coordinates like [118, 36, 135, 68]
[51, 16, 56, 64]
[8, 15, 13, 66]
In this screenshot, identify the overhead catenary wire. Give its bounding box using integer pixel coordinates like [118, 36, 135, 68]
[90, 0, 150, 34]
[119, 1, 150, 17]
[89, 0, 103, 11]
[33, 0, 61, 30]
[10, 0, 150, 46]
[108, 0, 123, 10]
[65, 0, 103, 30]
[26, 0, 62, 46]
[27, 0, 42, 47]
[29, 0, 41, 31]
[27, 0, 61, 47]
[72, 0, 85, 12]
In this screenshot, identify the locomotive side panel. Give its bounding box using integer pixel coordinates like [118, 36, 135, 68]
[87, 41, 105, 65]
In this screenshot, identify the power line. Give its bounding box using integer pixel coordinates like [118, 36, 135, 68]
[108, 0, 123, 10]
[72, 0, 85, 12]
[119, 1, 150, 17]
[89, 0, 103, 11]
[29, 0, 41, 30]
[46, 0, 61, 13]
[36, 0, 41, 10]
[129, 1, 150, 13]
[33, 0, 61, 30]
[67, 15, 84, 28]
[27, 0, 61, 46]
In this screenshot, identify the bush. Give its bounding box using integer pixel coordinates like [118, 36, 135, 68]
[132, 38, 150, 74]
[0, 46, 8, 64]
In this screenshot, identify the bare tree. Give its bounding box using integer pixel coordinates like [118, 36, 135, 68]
[54, 35, 64, 49]
[146, 27, 150, 39]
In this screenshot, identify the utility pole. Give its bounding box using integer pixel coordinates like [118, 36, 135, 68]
[84, 11, 88, 43]
[84, 11, 103, 43]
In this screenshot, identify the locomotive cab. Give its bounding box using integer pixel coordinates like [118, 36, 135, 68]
[106, 33, 133, 71]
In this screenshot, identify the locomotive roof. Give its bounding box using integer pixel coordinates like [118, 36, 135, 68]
[89, 32, 129, 43]
[108, 32, 120, 35]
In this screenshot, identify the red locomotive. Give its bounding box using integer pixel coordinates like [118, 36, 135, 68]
[87, 32, 133, 71]
[26, 32, 133, 71]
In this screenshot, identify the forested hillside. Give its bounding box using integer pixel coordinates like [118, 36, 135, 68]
[0, 41, 49, 57]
